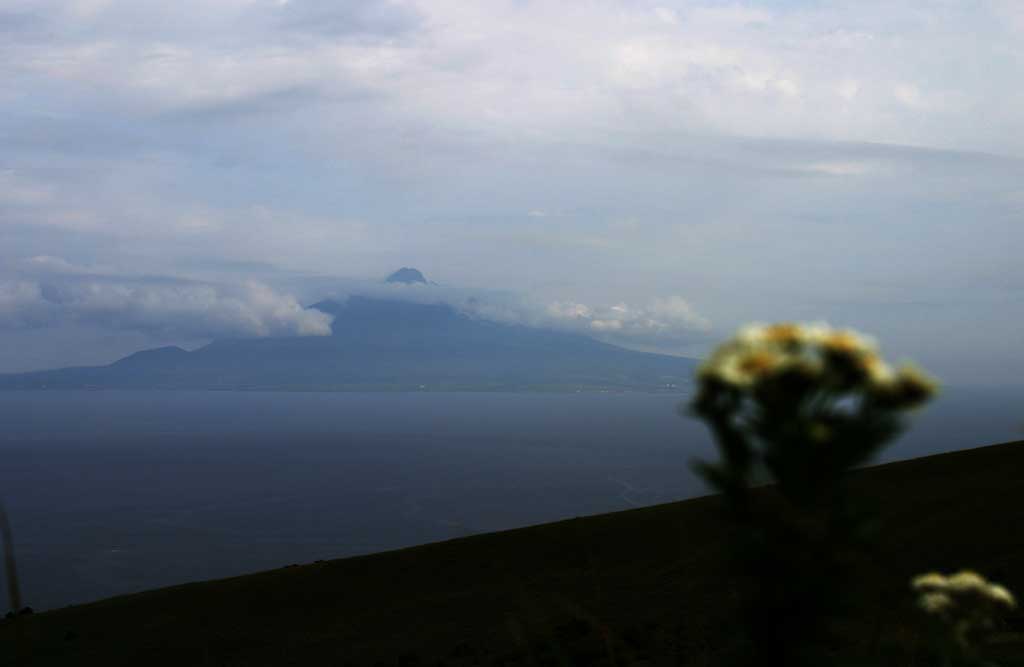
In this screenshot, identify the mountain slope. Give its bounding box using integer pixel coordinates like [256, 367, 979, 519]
[0, 297, 697, 391]
[3, 440, 1023, 666]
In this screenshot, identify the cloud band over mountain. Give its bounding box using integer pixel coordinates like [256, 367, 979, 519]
[0, 259, 332, 339]
[0, 258, 710, 353]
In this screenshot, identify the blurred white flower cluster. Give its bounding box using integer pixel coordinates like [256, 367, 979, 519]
[912, 570, 1017, 648]
[696, 322, 937, 410]
[689, 323, 945, 663]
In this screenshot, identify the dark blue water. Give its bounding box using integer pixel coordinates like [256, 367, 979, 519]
[0, 388, 1020, 610]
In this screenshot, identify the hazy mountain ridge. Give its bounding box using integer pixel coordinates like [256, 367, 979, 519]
[0, 296, 697, 391]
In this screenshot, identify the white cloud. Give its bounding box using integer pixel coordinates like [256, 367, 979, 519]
[803, 161, 873, 177]
[894, 83, 926, 109]
[836, 80, 860, 101]
[19, 255, 98, 275]
[306, 278, 712, 350]
[0, 281, 49, 328]
[5, 1, 1021, 153]
[546, 301, 592, 320]
[652, 7, 678, 26]
[775, 79, 800, 97]
[460, 293, 711, 349]
[0, 1, 1022, 382]
[0, 264, 332, 338]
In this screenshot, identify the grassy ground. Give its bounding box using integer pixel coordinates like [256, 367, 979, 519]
[3, 441, 1024, 666]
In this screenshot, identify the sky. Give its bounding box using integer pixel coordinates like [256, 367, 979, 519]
[0, 0, 1022, 384]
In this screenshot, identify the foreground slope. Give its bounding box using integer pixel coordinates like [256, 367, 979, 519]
[3, 441, 1023, 666]
[0, 297, 696, 391]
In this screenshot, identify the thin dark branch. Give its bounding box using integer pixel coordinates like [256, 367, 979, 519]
[0, 500, 23, 614]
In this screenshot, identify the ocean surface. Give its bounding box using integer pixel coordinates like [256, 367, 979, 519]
[0, 388, 1020, 610]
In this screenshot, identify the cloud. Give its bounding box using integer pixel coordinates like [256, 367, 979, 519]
[0, 1, 1022, 382]
[540, 296, 711, 344]
[0, 260, 332, 338]
[4, 0, 1021, 153]
[271, 0, 422, 38]
[453, 292, 712, 350]
[0, 281, 49, 328]
[265, 274, 713, 351]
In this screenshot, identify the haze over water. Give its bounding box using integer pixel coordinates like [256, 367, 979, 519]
[1, 387, 1019, 611]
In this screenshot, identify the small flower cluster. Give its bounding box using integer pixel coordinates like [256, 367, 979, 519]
[912, 570, 1017, 647]
[696, 322, 937, 410]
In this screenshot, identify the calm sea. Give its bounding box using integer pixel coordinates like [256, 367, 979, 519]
[0, 388, 1019, 610]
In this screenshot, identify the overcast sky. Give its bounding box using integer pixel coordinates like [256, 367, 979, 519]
[1, 0, 1022, 384]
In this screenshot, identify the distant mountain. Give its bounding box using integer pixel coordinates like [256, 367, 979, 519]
[0, 296, 696, 391]
[385, 268, 428, 285]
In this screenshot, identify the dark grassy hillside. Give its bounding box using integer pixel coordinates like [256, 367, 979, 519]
[3, 441, 1024, 666]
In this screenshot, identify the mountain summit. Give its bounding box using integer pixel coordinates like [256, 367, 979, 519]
[385, 268, 428, 285]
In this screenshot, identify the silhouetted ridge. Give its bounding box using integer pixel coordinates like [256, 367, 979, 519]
[110, 346, 189, 367]
[0, 296, 697, 391]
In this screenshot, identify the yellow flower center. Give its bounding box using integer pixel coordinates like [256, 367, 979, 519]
[822, 331, 866, 354]
[763, 323, 803, 345]
[738, 351, 781, 376]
